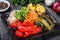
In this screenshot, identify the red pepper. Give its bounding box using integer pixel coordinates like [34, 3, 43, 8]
[53, 2, 60, 13]
[10, 20, 42, 38]
[15, 20, 21, 23]
[10, 23, 17, 28]
[15, 31, 23, 37]
[31, 27, 42, 35]
[21, 22, 34, 27]
[10, 20, 22, 28]
[23, 32, 30, 37]
[18, 26, 29, 32]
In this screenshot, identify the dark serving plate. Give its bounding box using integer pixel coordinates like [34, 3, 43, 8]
[1, 3, 60, 40]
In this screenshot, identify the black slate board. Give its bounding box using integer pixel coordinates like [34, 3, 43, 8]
[1, 2, 60, 40]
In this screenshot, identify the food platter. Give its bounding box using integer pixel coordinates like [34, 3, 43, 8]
[1, 0, 60, 40]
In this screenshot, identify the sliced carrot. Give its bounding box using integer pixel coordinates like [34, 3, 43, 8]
[24, 11, 38, 23]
